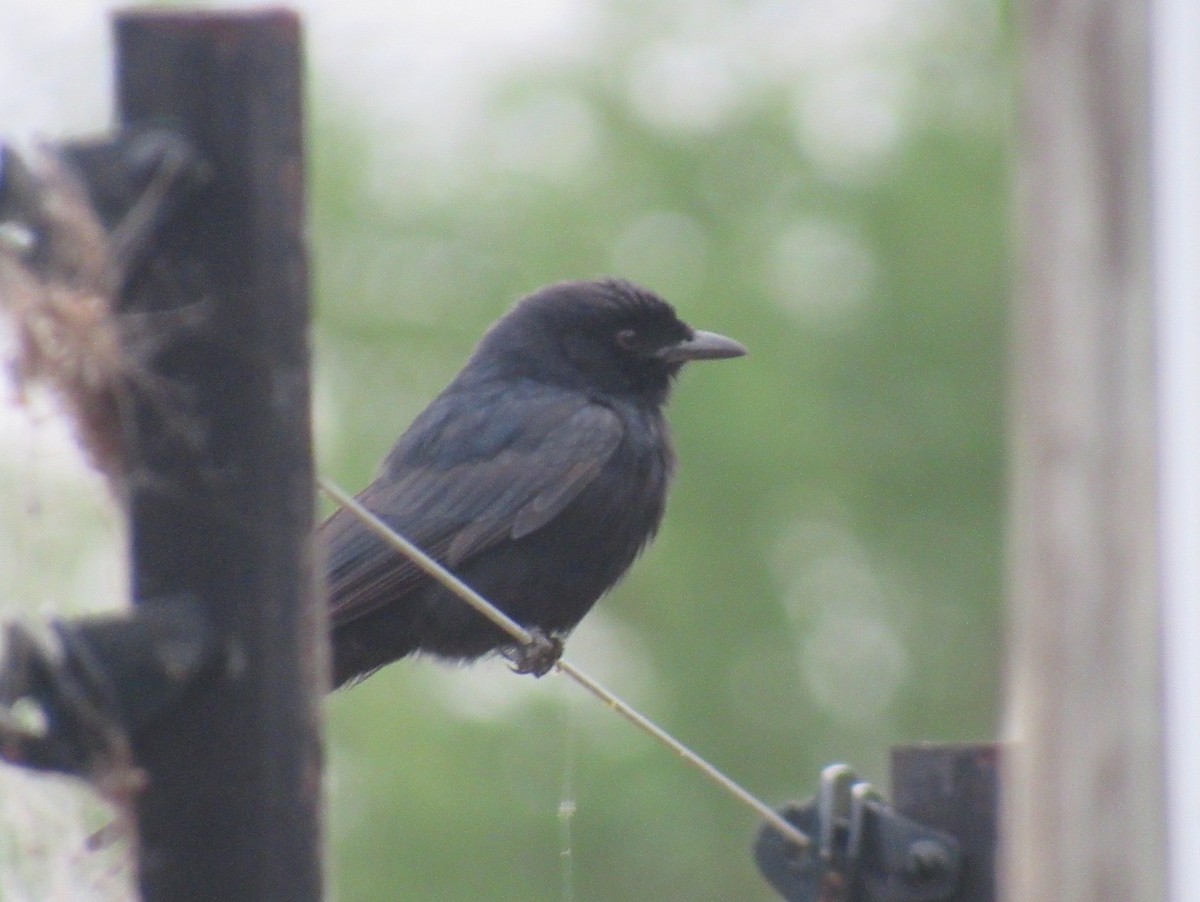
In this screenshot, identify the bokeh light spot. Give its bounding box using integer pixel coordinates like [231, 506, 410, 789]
[626, 40, 745, 133]
[766, 218, 876, 329]
[611, 211, 709, 299]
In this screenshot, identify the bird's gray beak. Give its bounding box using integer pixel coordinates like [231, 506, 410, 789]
[657, 330, 748, 363]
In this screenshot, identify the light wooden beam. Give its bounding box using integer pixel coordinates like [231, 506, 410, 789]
[1005, 0, 1166, 898]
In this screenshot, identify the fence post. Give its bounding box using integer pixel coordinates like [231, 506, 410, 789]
[1006, 0, 1165, 896]
[891, 743, 999, 902]
[113, 11, 322, 900]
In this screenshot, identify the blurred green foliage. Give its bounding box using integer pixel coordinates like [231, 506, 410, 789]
[314, 3, 1008, 898]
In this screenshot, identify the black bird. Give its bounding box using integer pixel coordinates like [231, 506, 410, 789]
[324, 278, 746, 687]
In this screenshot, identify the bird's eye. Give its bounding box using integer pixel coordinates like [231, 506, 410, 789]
[615, 328, 638, 350]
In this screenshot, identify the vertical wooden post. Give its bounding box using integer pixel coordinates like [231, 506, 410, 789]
[1006, 0, 1165, 897]
[891, 744, 999, 902]
[114, 11, 322, 901]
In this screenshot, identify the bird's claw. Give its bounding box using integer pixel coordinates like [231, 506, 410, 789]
[506, 630, 563, 677]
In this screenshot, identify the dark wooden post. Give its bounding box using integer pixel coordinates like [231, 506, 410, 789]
[891, 744, 999, 902]
[113, 11, 323, 900]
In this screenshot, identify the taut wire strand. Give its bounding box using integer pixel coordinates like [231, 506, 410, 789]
[318, 475, 810, 851]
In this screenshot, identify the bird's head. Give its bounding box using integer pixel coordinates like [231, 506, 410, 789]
[470, 279, 747, 404]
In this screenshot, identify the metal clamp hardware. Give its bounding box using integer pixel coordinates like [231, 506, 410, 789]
[0, 596, 216, 784]
[755, 764, 962, 902]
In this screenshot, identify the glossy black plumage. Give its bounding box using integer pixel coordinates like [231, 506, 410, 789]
[323, 279, 746, 687]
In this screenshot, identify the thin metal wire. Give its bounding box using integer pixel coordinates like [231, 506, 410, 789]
[318, 476, 811, 851]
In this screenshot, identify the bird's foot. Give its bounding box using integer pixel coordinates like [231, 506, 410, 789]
[505, 629, 563, 677]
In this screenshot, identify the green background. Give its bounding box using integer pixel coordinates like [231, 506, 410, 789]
[313, 2, 1009, 898]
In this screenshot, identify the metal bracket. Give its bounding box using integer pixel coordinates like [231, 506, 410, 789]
[1, 128, 208, 290]
[755, 764, 962, 902]
[0, 596, 217, 785]
[0, 131, 219, 790]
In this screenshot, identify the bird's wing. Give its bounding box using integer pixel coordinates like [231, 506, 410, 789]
[323, 396, 625, 627]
